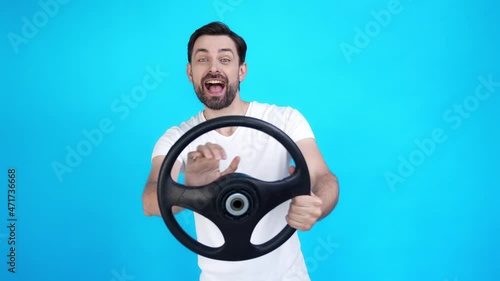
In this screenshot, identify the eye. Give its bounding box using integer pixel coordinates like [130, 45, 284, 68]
[198, 57, 208, 62]
[220, 58, 231, 63]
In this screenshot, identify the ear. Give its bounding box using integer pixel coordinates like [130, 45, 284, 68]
[238, 62, 248, 83]
[186, 63, 193, 83]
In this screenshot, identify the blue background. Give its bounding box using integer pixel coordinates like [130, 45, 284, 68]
[1, 0, 499, 280]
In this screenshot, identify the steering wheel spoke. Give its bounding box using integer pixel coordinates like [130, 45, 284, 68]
[177, 183, 222, 217]
[250, 169, 310, 216]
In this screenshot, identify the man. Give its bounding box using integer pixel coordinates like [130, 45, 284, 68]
[142, 21, 339, 281]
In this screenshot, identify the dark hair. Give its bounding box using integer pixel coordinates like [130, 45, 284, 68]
[187, 22, 247, 65]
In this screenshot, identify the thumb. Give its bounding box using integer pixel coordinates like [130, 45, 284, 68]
[220, 156, 240, 176]
[288, 166, 295, 175]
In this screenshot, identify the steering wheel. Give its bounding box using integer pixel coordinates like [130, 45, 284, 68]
[157, 116, 310, 261]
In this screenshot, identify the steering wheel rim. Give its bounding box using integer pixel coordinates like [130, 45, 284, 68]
[157, 115, 310, 261]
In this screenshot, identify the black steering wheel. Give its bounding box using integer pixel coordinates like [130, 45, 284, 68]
[157, 116, 310, 261]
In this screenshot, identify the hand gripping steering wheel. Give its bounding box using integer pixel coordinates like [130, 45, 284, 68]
[157, 116, 310, 261]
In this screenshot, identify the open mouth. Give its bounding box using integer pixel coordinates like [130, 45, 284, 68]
[204, 79, 226, 96]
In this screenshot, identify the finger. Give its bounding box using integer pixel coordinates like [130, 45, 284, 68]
[187, 151, 202, 162]
[221, 156, 240, 176]
[206, 143, 226, 160]
[290, 204, 322, 220]
[287, 210, 308, 223]
[288, 166, 295, 175]
[289, 202, 321, 217]
[286, 214, 312, 231]
[292, 195, 322, 207]
[286, 214, 303, 230]
[197, 143, 215, 159]
[287, 207, 321, 228]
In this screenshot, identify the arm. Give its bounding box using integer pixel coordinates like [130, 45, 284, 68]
[286, 138, 340, 230]
[142, 156, 183, 216]
[298, 138, 339, 219]
[142, 144, 240, 217]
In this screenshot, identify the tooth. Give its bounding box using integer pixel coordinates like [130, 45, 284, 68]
[205, 80, 224, 84]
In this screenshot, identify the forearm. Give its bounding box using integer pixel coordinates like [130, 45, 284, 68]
[142, 182, 183, 217]
[312, 172, 339, 220]
[142, 182, 161, 216]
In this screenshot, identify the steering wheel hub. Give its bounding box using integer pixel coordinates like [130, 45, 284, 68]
[225, 192, 251, 217]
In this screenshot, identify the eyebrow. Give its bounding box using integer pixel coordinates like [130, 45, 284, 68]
[218, 48, 234, 55]
[194, 48, 234, 56]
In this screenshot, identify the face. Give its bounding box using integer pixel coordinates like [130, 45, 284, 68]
[187, 35, 247, 110]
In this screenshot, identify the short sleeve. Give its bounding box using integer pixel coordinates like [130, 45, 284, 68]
[282, 107, 315, 142]
[151, 126, 186, 168]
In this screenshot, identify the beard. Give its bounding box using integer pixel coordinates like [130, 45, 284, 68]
[194, 74, 239, 110]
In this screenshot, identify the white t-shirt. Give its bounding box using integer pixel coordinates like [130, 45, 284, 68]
[152, 101, 315, 281]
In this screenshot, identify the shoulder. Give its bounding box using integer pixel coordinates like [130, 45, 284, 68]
[151, 111, 204, 159]
[248, 101, 314, 141]
[158, 111, 204, 141]
[250, 101, 297, 112]
[249, 101, 306, 125]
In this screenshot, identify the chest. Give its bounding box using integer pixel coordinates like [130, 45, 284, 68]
[185, 128, 291, 181]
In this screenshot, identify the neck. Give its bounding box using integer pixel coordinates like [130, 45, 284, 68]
[203, 96, 249, 137]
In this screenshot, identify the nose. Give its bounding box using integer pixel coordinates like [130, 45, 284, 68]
[209, 60, 221, 73]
